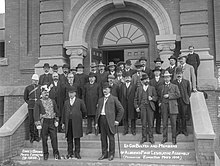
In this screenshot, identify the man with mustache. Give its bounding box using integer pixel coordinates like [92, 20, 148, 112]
[60, 64, 70, 85]
[39, 63, 53, 86]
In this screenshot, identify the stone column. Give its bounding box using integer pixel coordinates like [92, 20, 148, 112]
[64, 42, 88, 68]
[156, 35, 176, 69]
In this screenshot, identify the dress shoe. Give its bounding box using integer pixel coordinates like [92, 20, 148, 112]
[75, 153, 81, 159]
[30, 137, 34, 143]
[172, 138, 177, 145]
[108, 155, 114, 161]
[98, 154, 108, 160]
[149, 138, 155, 144]
[140, 138, 147, 145]
[161, 138, 168, 144]
[182, 131, 188, 136]
[122, 130, 128, 135]
[44, 154, 49, 160]
[131, 131, 136, 136]
[54, 154, 61, 160]
[66, 154, 74, 159]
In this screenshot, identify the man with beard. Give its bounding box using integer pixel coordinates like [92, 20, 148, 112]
[139, 56, 153, 79]
[34, 86, 60, 160]
[95, 82, 124, 161]
[60, 64, 70, 85]
[166, 55, 177, 81]
[96, 62, 108, 86]
[120, 72, 137, 135]
[24, 74, 41, 143]
[124, 60, 136, 76]
[114, 68, 125, 86]
[134, 74, 157, 145]
[83, 72, 100, 135]
[105, 74, 120, 98]
[65, 73, 80, 99]
[39, 63, 53, 86]
[131, 61, 144, 88]
[107, 62, 117, 78]
[90, 62, 98, 74]
[153, 57, 165, 76]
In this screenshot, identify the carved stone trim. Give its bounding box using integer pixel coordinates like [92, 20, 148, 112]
[0, 58, 8, 66]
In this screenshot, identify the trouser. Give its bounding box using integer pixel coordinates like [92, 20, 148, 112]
[41, 118, 59, 156]
[28, 109, 39, 139]
[67, 120, 80, 155]
[161, 103, 177, 139]
[154, 102, 161, 132]
[140, 104, 154, 139]
[99, 115, 115, 156]
[177, 99, 188, 132]
[123, 119, 136, 133]
[87, 115, 95, 133]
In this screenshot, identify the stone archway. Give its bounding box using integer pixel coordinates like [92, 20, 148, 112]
[64, 0, 176, 68]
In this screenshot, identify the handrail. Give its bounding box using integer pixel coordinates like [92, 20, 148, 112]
[0, 103, 28, 137]
[190, 92, 215, 139]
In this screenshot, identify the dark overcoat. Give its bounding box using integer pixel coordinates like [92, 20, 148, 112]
[74, 73, 88, 99]
[39, 73, 53, 86]
[62, 98, 87, 138]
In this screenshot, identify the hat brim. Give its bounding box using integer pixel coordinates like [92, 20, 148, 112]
[178, 56, 187, 59]
[163, 74, 172, 77]
[154, 61, 164, 63]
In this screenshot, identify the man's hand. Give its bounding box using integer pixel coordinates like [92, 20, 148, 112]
[114, 121, 119, 126]
[54, 121, 59, 127]
[95, 124, 98, 129]
[136, 108, 140, 112]
[148, 96, 153, 101]
[163, 94, 169, 98]
[193, 88, 197, 92]
[62, 124, 65, 130]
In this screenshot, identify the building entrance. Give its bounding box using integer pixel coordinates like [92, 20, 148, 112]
[103, 50, 124, 65]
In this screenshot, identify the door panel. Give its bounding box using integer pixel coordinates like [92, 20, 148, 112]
[91, 48, 103, 64]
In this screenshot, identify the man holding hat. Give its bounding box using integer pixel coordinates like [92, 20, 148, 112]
[139, 56, 153, 79]
[24, 74, 41, 143]
[131, 61, 144, 88]
[153, 57, 165, 76]
[34, 85, 60, 160]
[97, 62, 108, 86]
[134, 73, 158, 144]
[120, 72, 137, 135]
[124, 59, 135, 76]
[150, 66, 165, 134]
[95, 82, 124, 161]
[60, 64, 70, 85]
[62, 86, 87, 159]
[39, 63, 53, 86]
[107, 62, 117, 78]
[159, 70, 180, 145]
[173, 67, 191, 136]
[166, 55, 177, 80]
[83, 72, 100, 135]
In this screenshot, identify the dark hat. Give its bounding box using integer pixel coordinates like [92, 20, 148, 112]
[125, 60, 132, 66]
[152, 66, 162, 72]
[90, 62, 97, 68]
[98, 62, 105, 67]
[117, 61, 125, 67]
[102, 82, 111, 89]
[107, 62, 116, 67]
[88, 72, 96, 78]
[178, 54, 187, 59]
[139, 56, 147, 62]
[116, 67, 122, 73]
[76, 63, 84, 69]
[163, 70, 172, 77]
[134, 61, 143, 68]
[108, 74, 115, 79]
[175, 67, 183, 74]
[43, 63, 50, 68]
[154, 57, 164, 63]
[52, 64, 58, 70]
[168, 55, 177, 61]
[62, 64, 70, 69]
[68, 86, 77, 93]
[124, 71, 131, 78]
[141, 74, 149, 81]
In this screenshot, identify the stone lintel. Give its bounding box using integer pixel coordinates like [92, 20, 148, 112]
[113, 0, 126, 8]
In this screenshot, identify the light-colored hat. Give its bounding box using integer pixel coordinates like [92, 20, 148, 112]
[178, 54, 187, 59]
[32, 74, 39, 81]
[90, 62, 97, 68]
[163, 70, 172, 77]
[107, 62, 116, 67]
[98, 62, 106, 67]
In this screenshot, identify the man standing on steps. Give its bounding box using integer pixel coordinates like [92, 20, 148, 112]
[134, 74, 157, 145]
[34, 86, 61, 160]
[24, 74, 41, 143]
[159, 71, 180, 145]
[39, 63, 53, 86]
[95, 82, 124, 161]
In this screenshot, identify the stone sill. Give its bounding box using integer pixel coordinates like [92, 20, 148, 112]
[0, 58, 8, 66]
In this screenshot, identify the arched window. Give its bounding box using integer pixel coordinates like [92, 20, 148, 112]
[103, 22, 146, 45]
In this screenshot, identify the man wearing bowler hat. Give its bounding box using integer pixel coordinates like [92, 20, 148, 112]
[124, 59, 136, 76]
[139, 56, 153, 79]
[153, 57, 165, 76]
[166, 55, 177, 80]
[95, 82, 124, 161]
[159, 70, 180, 145]
[60, 64, 70, 85]
[52, 64, 59, 74]
[134, 73, 158, 144]
[131, 61, 144, 88]
[39, 63, 53, 86]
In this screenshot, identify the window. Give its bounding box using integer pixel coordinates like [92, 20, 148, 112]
[0, 42, 4, 58]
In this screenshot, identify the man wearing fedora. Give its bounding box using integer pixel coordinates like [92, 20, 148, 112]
[159, 70, 180, 145]
[96, 62, 108, 86]
[114, 68, 125, 86]
[62, 86, 87, 159]
[107, 62, 117, 78]
[124, 59, 136, 76]
[173, 67, 191, 136]
[39, 63, 53, 86]
[60, 64, 70, 85]
[150, 66, 165, 134]
[153, 57, 165, 76]
[74, 63, 88, 99]
[90, 62, 98, 74]
[132, 61, 144, 88]
[134, 73, 158, 144]
[117, 61, 125, 72]
[83, 72, 100, 135]
[95, 82, 124, 161]
[139, 56, 153, 79]
[166, 55, 177, 81]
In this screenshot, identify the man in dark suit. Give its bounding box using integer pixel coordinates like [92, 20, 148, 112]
[52, 64, 59, 74]
[34, 86, 60, 160]
[173, 67, 191, 136]
[24, 74, 41, 143]
[65, 73, 80, 99]
[107, 62, 117, 78]
[159, 71, 180, 145]
[97, 62, 108, 86]
[120, 72, 137, 135]
[186, 46, 200, 82]
[131, 61, 144, 88]
[83, 72, 100, 135]
[153, 57, 165, 76]
[95, 83, 124, 161]
[166, 55, 177, 81]
[134, 74, 158, 144]
[150, 67, 164, 134]
[139, 56, 153, 79]
[39, 63, 53, 86]
[124, 59, 136, 76]
[60, 64, 70, 85]
[62, 87, 87, 159]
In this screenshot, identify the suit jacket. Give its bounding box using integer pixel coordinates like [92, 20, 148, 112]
[142, 67, 154, 79]
[74, 73, 88, 99]
[149, 77, 164, 96]
[39, 73, 53, 86]
[186, 53, 200, 71]
[95, 95, 124, 134]
[96, 71, 109, 85]
[134, 85, 158, 111]
[62, 98, 87, 138]
[174, 64, 196, 90]
[166, 66, 176, 80]
[123, 69, 136, 76]
[131, 72, 143, 88]
[173, 79, 191, 105]
[159, 83, 180, 114]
